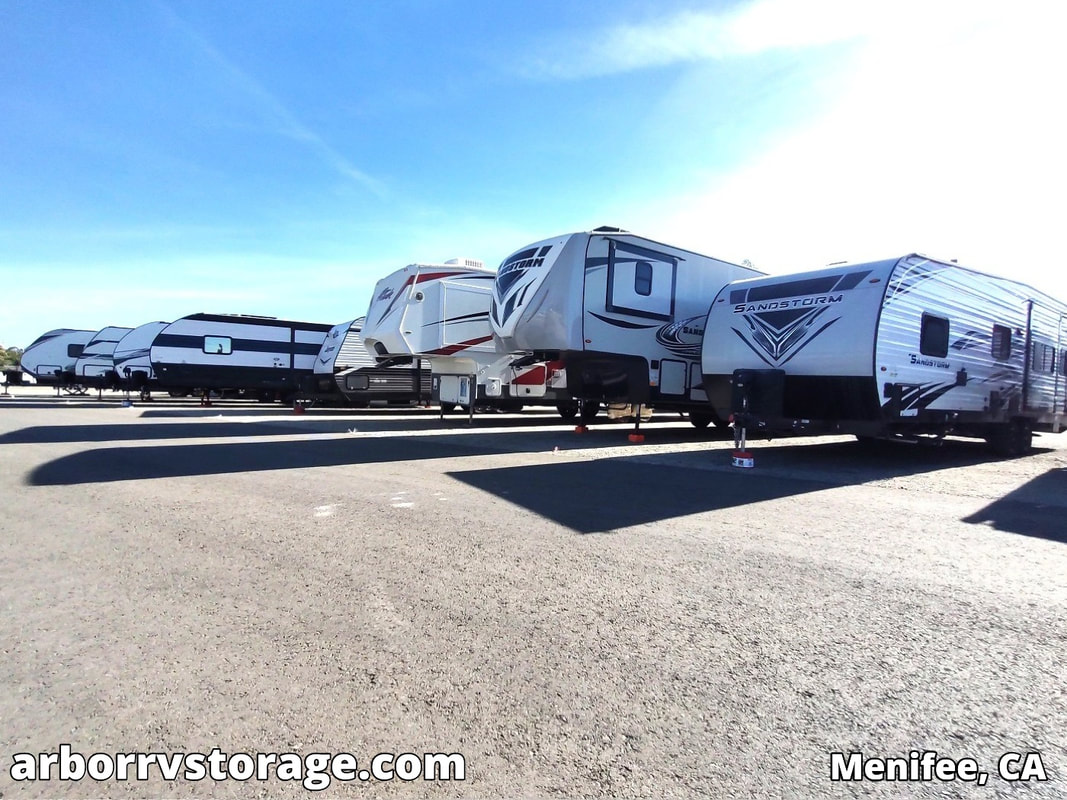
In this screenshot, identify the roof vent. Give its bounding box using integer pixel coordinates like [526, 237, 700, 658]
[444, 257, 484, 268]
[593, 225, 627, 233]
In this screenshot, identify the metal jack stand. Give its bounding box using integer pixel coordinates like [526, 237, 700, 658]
[732, 397, 755, 468]
[467, 374, 476, 426]
[628, 404, 646, 443]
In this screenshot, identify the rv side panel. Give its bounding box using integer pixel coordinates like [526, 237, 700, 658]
[151, 315, 332, 393]
[19, 329, 95, 383]
[113, 322, 169, 386]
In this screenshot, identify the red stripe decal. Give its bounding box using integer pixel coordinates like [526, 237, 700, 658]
[427, 335, 494, 356]
[413, 270, 472, 285]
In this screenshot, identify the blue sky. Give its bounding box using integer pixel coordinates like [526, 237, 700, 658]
[2, 0, 1065, 347]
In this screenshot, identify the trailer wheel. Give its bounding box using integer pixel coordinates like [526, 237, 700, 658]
[579, 400, 601, 423]
[689, 412, 713, 429]
[556, 400, 579, 421]
[988, 419, 1033, 457]
[439, 402, 456, 413]
[167, 390, 190, 398]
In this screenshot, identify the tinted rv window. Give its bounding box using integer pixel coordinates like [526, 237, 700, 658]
[634, 261, 653, 296]
[1031, 344, 1055, 373]
[919, 314, 949, 358]
[204, 336, 232, 355]
[67, 344, 84, 358]
[991, 324, 1012, 360]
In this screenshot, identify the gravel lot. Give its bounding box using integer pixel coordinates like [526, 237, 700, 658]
[1, 386, 1065, 799]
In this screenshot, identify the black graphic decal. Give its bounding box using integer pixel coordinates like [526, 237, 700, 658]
[733, 306, 840, 365]
[588, 311, 657, 331]
[654, 316, 705, 358]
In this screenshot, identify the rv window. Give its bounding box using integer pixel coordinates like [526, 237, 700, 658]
[634, 261, 653, 296]
[991, 324, 1012, 360]
[919, 314, 949, 358]
[1031, 344, 1055, 374]
[67, 344, 84, 358]
[204, 336, 232, 355]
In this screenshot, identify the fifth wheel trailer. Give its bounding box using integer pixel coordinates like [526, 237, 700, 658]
[361, 260, 570, 413]
[490, 226, 762, 424]
[700, 254, 1067, 455]
[150, 313, 333, 400]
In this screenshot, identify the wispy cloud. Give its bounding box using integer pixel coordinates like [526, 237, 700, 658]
[156, 2, 385, 196]
[522, 0, 1001, 79]
[635, 2, 1067, 297]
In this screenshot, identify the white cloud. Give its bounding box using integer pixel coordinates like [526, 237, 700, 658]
[522, 0, 1006, 80]
[631, 3, 1067, 300]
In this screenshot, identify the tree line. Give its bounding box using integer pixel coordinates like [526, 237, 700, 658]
[1, 347, 23, 368]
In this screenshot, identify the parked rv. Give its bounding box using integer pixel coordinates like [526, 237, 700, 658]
[300, 317, 432, 406]
[701, 254, 1067, 455]
[19, 329, 96, 386]
[113, 321, 170, 396]
[150, 313, 333, 400]
[490, 226, 762, 425]
[361, 260, 571, 414]
[74, 326, 133, 389]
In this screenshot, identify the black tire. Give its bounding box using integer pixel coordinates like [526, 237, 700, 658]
[689, 412, 713, 429]
[556, 400, 579, 421]
[988, 419, 1032, 457]
[167, 389, 190, 398]
[579, 400, 601, 424]
[439, 402, 457, 413]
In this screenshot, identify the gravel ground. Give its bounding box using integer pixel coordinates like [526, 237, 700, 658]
[1, 387, 1065, 799]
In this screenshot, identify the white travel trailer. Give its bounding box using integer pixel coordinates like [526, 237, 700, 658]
[74, 326, 133, 388]
[151, 313, 333, 400]
[361, 260, 570, 413]
[113, 321, 169, 395]
[301, 317, 431, 406]
[701, 254, 1067, 455]
[491, 227, 762, 424]
[20, 328, 95, 385]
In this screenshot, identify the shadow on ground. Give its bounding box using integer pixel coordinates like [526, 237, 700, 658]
[1, 413, 724, 445]
[447, 457, 834, 533]
[447, 441, 1061, 535]
[962, 468, 1067, 544]
[24, 423, 727, 488]
[26, 428, 1060, 537]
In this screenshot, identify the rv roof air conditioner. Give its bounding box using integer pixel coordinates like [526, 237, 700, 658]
[444, 258, 484, 269]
